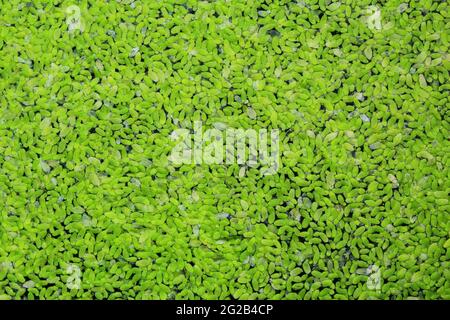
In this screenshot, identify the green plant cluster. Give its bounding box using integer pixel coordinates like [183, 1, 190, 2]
[0, 0, 449, 299]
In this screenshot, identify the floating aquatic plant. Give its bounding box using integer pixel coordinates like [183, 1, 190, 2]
[0, 0, 448, 300]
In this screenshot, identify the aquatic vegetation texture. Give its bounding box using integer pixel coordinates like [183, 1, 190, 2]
[0, 0, 449, 300]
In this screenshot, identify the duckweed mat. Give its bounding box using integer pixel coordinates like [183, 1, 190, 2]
[0, 0, 449, 300]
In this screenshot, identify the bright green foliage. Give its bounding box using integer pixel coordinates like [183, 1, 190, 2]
[0, 0, 449, 300]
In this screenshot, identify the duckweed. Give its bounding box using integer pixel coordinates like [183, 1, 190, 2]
[0, 0, 449, 300]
